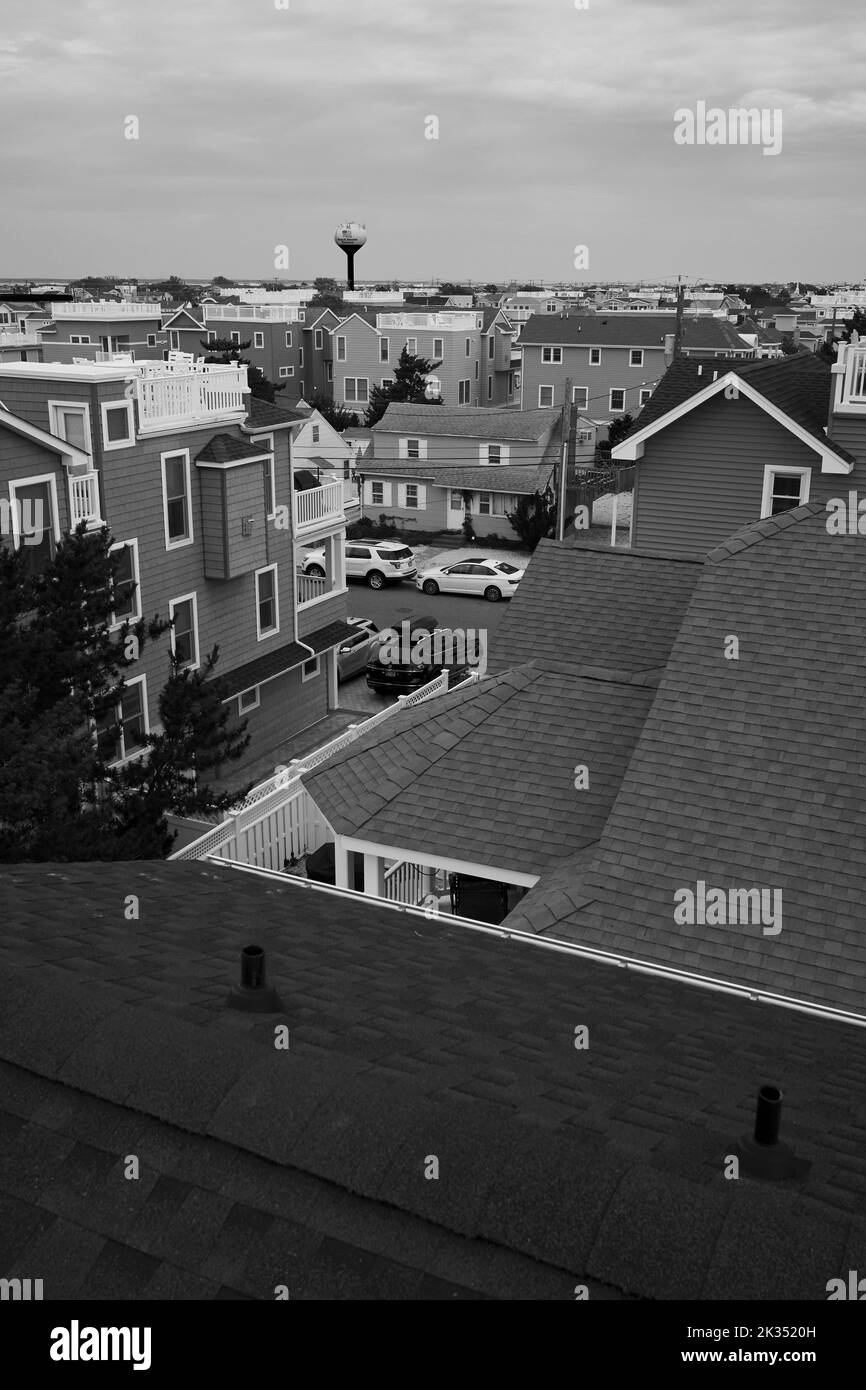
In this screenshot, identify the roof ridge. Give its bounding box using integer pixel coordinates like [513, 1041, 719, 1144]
[704, 499, 826, 563]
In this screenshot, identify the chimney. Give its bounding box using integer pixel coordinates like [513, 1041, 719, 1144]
[227, 944, 283, 1013]
[731, 1085, 810, 1179]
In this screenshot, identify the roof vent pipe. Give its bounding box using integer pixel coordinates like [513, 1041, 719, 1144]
[731, 1084, 810, 1179]
[227, 944, 283, 1013]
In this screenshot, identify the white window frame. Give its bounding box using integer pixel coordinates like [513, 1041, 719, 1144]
[380, 336, 390, 362]
[208, 331, 217, 344]
[279, 366, 295, 378]
[100, 398, 135, 451]
[542, 346, 563, 364]
[298, 347, 304, 368]
[609, 388, 626, 413]
[103, 673, 150, 766]
[48, 400, 92, 455]
[311, 425, 320, 444]
[573, 386, 588, 409]
[639, 388, 653, 405]
[285, 330, 293, 348]
[336, 335, 346, 360]
[458, 379, 471, 405]
[169, 331, 180, 350]
[480, 442, 509, 465]
[314, 329, 324, 350]
[238, 686, 260, 713]
[465, 338, 471, 357]
[169, 591, 200, 671]
[760, 465, 811, 518]
[433, 337, 443, 358]
[108, 538, 141, 627]
[69, 335, 91, 345]
[161, 448, 193, 550]
[146, 333, 157, 347]
[250, 433, 276, 520]
[230, 331, 241, 345]
[630, 349, 644, 367]
[589, 348, 601, 365]
[301, 654, 320, 683]
[400, 437, 427, 460]
[255, 563, 280, 640]
[488, 336, 495, 360]
[345, 377, 369, 403]
[371, 481, 384, 505]
[538, 384, 554, 407]
[406, 337, 417, 355]
[487, 375, 493, 400]
[8, 473, 61, 551]
[253, 331, 265, 349]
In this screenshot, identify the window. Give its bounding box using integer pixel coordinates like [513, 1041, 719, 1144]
[256, 565, 279, 639]
[487, 375, 493, 400]
[345, 377, 369, 402]
[478, 493, 492, 515]
[465, 338, 471, 357]
[589, 348, 601, 365]
[169, 331, 180, 350]
[109, 540, 140, 624]
[230, 331, 240, 345]
[405, 484, 418, 508]
[285, 330, 293, 348]
[49, 402, 91, 453]
[97, 676, 148, 765]
[458, 379, 471, 404]
[279, 366, 295, 377]
[100, 400, 134, 450]
[424, 375, 441, 397]
[474, 360, 479, 379]
[400, 437, 426, 460]
[406, 338, 417, 354]
[169, 593, 199, 670]
[251, 434, 275, 519]
[314, 329, 323, 350]
[69, 335, 91, 345]
[450, 489, 464, 509]
[312, 425, 320, 443]
[761, 466, 810, 518]
[336, 335, 346, 360]
[254, 331, 264, 349]
[298, 311, 305, 322]
[380, 337, 389, 362]
[433, 337, 443, 357]
[161, 450, 192, 548]
[542, 346, 563, 364]
[327, 361, 333, 382]
[609, 389, 626, 412]
[538, 385, 554, 407]
[299, 381, 304, 396]
[238, 687, 260, 713]
[630, 349, 644, 367]
[208, 331, 216, 344]
[7, 476, 60, 575]
[371, 481, 384, 505]
[486, 444, 502, 465]
[639, 388, 653, 405]
[573, 386, 588, 409]
[146, 334, 157, 347]
[298, 347, 304, 367]
[577, 429, 594, 444]
[301, 655, 320, 682]
[488, 336, 495, 360]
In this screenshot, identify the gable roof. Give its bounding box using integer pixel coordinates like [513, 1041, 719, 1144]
[364, 462, 553, 494]
[514, 502, 866, 1019]
[302, 663, 653, 878]
[0, 408, 91, 468]
[162, 308, 205, 331]
[488, 540, 702, 678]
[615, 355, 855, 470]
[2, 859, 866, 1300]
[372, 404, 559, 441]
[242, 397, 309, 432]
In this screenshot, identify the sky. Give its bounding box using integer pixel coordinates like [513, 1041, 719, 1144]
[1, 0, 864, 283]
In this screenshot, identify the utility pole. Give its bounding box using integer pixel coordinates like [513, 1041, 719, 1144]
[674, 274, 684, 358]
[556, 378, 573, 541]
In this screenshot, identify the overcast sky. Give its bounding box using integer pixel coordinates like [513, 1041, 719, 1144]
[2, 0, 864, 283]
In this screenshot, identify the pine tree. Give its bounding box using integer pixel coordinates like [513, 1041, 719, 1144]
[364, 347, 444, 427]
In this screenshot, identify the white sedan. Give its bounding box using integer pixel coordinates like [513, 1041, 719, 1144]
[416, 558, 524, 601]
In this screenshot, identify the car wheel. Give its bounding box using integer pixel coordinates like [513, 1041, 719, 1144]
[484, 585, 502, 602]
[306, 565, 325, 578]
[367, 570, 385, 589]
[422, 579, 440, 595]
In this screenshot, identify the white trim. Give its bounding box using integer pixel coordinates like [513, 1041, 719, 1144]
[630, 349, 644, 367]
[108, 538, 141, 626]
[107, 672, 150, 766]
[542, 346, 563, 364]
[573, 386, 588, 408]
[380, 336, 389, 362]
[612, 369, 853, 472]
[169, 590, 200, 671]
[538, 384, 554, 407]
[399, 436, 427, 460]
[609, 388, 626, 413]
[255, 563, 280, 640]
[314, 329, 324, 350]
[160, 448, 194, 549]
[100, 398, 135, 451]
[336, 334, 346, 360]
[0, 409, 90, 467]
[253, 332, 265, 349]
[250, 433, 276, 519]
[8, 472, 61, 550]
[48, 400, 92, 455]
[238, 686, 260, 713]
[285, 330, 293, 347]
[344, 377, 369, 403]
[639, 388, 653, 406]
[760, 464, 811, 518]
[301, 654, 321, 683]
[279, 365, 295, 378]
[338, 833, 537, 888]
[589, 348, 601, 365]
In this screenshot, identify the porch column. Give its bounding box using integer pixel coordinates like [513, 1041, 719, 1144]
[610, 491, 619, 548]
[334, 838, 350, 890]
[363, 853, 385, 898]
[327, 646, 339, 709]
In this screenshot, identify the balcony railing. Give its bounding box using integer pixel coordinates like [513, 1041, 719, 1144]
[294, 479, 345, 534]
[204, 304, 305, 323]
[134, 363, 248, 433]
[50, 301, 162, 318]
[833, 341, 866, 413]
[69, 472, 102, 528]
[0, 331, 41, 349]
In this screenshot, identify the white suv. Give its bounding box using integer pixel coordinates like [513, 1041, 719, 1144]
[302, 539, 417, 590]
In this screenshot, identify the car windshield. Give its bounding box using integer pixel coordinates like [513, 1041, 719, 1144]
[496, 562, 521, 574]
[381, 546, 413, 560]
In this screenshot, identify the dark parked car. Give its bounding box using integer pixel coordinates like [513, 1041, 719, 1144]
[365, 614, 475, 695]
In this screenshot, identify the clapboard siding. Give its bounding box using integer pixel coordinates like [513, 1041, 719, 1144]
[0, 429, 72, 532]
[631, 393, 862, 556]
[223, 662, 329, 780]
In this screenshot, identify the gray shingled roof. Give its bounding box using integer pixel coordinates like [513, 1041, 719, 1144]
[521, 314, 725, 349]
[487, 540, 702, 677]
[1, 861, 866, 1300]
[301, 664, 653, 877]
[196, 435, 270, 465]
[516, 503, 866, 1018]
[364, 462, 553, 495]
[372, 404, 559, 441]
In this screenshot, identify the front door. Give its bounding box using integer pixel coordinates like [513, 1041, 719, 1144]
[446, 489, 465, 529]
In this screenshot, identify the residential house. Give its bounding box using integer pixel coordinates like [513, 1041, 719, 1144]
[612, 350, 863, 556]
[0, 359, 354, 790]
[361, 403, 560, 538]
[202, 304, 310, 394]
[285, 404, 360, 514]
[43, 300, 168, 363]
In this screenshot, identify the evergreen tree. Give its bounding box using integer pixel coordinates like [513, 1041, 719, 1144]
[306, 392, 359, 430]
[364, 347, 443, 427]
[200, 336, 286, 404]
[505, 491, 556, 550]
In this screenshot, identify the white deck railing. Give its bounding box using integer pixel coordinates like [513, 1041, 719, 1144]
[294, 480, 345, 533]
[840, 344, 866, 404]
[0, 331, 42, 348]
[204, 304, 305, 323]
[69, 472, 101, 528]
[135, 364, 248, 432]
[296, 572, 328, 606]
[50, 301, 161, 318]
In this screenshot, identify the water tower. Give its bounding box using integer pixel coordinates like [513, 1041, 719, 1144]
[334, 221, 367, 290]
